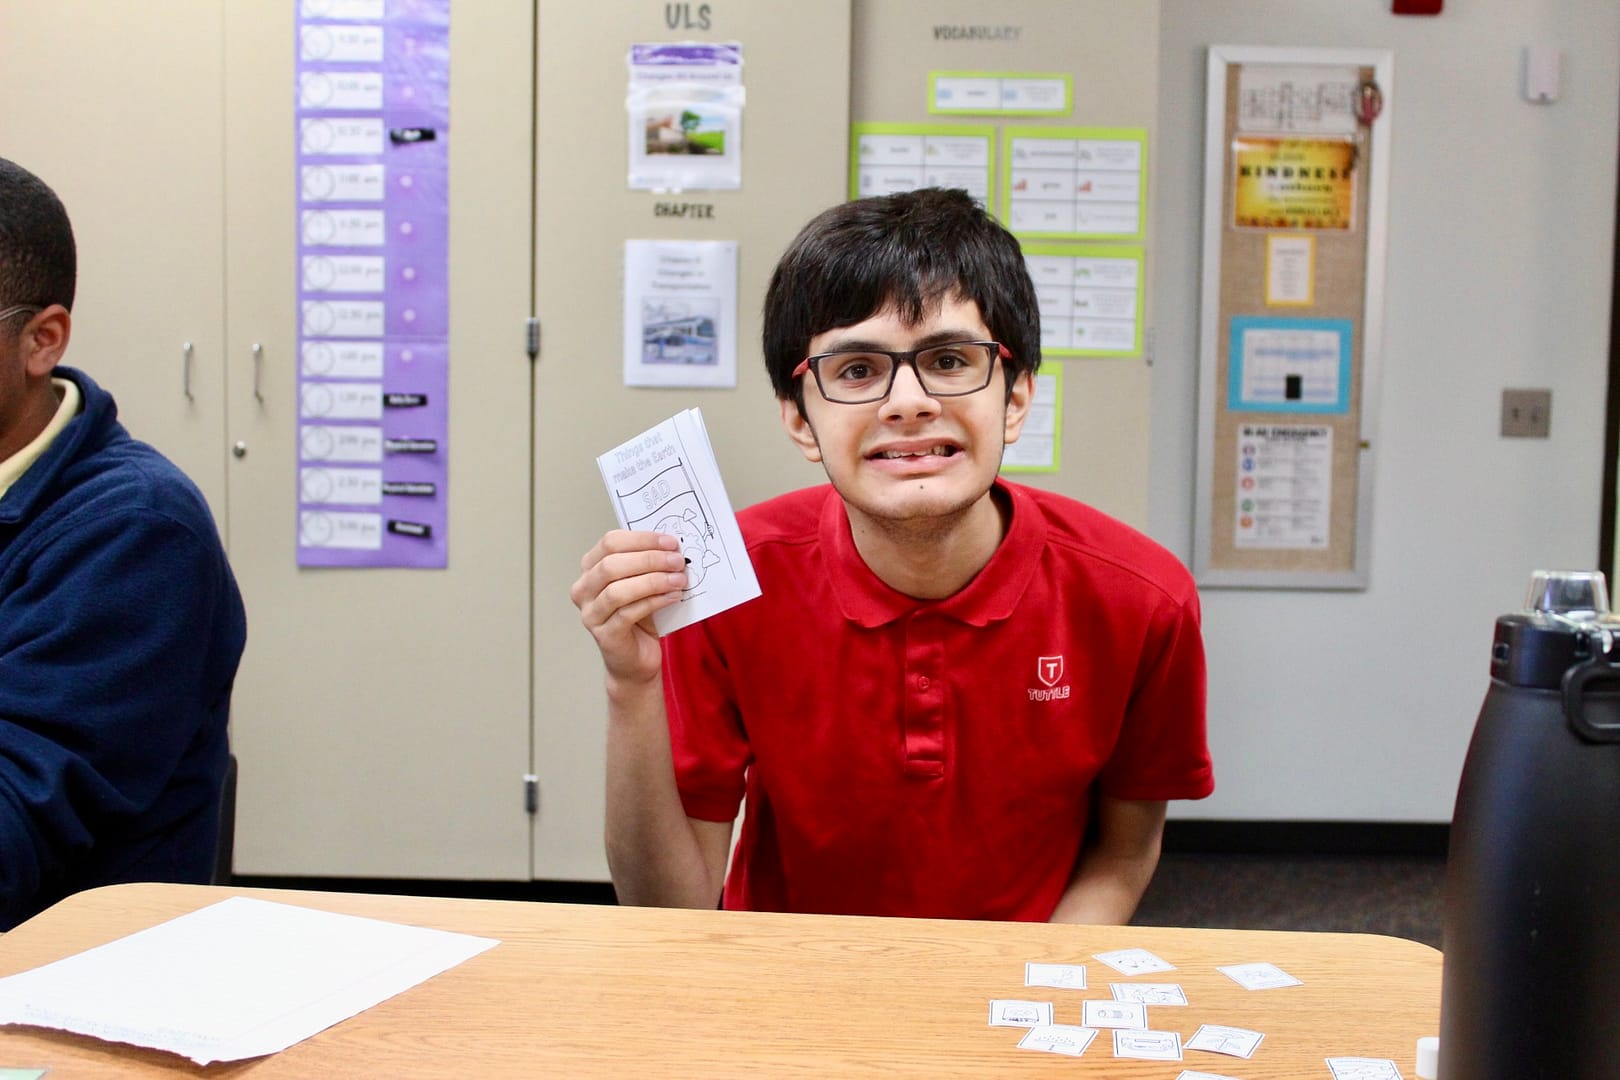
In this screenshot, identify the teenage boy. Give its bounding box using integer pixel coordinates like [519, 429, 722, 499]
[573, 187, 1210, 922]
[0, 158, 246, 930]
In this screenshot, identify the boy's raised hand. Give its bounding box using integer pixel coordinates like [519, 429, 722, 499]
[571, 530, 689, 686]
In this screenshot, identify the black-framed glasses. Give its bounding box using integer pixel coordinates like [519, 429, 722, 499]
[0, 304, 40, 325]
[791, 340, 1009, 404]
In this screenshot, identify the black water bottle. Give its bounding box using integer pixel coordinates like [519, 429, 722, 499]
[1439, 570, 1620, 1079]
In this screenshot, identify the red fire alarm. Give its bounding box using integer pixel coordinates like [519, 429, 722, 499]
[1392, 0, 1442, 13]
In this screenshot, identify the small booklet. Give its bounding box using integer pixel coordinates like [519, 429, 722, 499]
[596, 408, 761, 634]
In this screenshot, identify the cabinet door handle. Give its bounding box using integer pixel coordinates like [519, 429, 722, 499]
[183, 342, 194, 401]
[252, 343, 264, 403]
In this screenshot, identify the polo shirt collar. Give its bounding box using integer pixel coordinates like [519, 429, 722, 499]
[819, 479, 1047, 628]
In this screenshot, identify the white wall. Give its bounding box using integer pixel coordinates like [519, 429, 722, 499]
[1151, 1, 1620, 820]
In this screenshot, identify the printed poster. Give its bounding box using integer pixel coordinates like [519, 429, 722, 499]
[623, 239, 739, 389]
[1235, 424, 1332, 550]
[1232, 136, 1356, 230]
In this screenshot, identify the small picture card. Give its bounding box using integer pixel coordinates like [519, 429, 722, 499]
[1175, 1072, 1243, 1080]
[1093, 948, 1175, 976]
[1218, 961, 1303, 990]
[1186, 1024, 1265, 1059]
[1016, 1024, 1099, 1057]
[1110, 982, 1187, 1006]
[1327, 1057, 1404, 1080]
[1024, 962, 1086, 990]
[1082, 1000, 1147, 1029]
[1113, 1029, 1183, 1062]
[988, 999, 1054, 1028]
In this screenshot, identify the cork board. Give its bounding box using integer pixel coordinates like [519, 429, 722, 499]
[1193, 46, 1394, 589]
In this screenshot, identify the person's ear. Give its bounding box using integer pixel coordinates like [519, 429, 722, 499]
[20, 305, 71, 379]
[1002, 369, 1034, 445]
[779, 396, 822, 463]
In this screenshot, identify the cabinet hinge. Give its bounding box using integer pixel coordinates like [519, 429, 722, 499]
[523, 773, 539, 815]
[525, 317, 541, 361]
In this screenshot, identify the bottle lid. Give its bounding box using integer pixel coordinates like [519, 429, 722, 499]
[1524, 569, 1609, 620]
[1415, 1035, 1439, 1079]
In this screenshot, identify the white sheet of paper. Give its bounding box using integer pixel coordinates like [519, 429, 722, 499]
[1326, 1057, 1404, 1080]
[1016, 1024, 1098, 1057]
[622, 239, 739, 389]
[987, 999, 1054, 1028]
[1217, 961, 1303, 990]
[1082, 999, 1147, 1030]
[1113, 1028, 1183, 1061]
[0, 897, 499, 1066]
[1175, 1071, 1242, 1080]
[597, 408, 760, 635]
[1024, 961, 1086, 989]
[1186, 1023, 1265, 1058]
[1111, 982, 1187, 1005]
[1093, 947, 1175, 975]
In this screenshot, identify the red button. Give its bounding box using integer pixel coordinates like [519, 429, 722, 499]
[918, 676, 930, 690]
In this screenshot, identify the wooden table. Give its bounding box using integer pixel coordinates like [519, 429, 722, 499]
[0, 883, 1439, 1078]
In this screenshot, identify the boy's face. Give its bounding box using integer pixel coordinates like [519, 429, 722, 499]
[779, 294, 1032, 532]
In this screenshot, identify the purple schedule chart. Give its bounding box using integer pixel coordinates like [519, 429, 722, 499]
[295, 0, 450, 568]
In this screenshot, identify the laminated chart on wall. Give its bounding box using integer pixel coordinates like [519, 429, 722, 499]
[1022, 243, 1143, 357]
[848, 123, 996, 206]
[622, 239, 738, 389]
[927, 71, 1071, 117]
[295, 0, 450, 568]
[626, 42, 745, 192]
[1001, 363, 1063, 474]
[1001, 127, 1146, 241]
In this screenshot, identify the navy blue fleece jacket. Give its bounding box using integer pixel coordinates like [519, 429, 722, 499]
[0, 367, 245, 929]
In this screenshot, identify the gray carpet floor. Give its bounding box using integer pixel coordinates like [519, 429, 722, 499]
[1133, 853, 1446, 949]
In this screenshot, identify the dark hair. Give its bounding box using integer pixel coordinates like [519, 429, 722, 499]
[0, 158, 77, 314]
[762, 187, 1039, 408]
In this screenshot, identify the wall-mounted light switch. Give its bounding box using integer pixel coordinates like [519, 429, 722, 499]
[1501, 388, 1551, 438]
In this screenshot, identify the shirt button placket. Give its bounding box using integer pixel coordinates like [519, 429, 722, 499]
[902, 613, 946, 778]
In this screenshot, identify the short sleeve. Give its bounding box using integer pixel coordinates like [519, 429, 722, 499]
[1096, 586, 1213, 801]
[662, 618, 751, 823]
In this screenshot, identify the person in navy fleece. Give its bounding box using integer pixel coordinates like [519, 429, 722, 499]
[0, 157, 246, 930]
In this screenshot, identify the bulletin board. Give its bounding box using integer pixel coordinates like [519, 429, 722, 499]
[1193, 46, 1393, 589]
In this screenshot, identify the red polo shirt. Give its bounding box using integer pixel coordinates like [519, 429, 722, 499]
[663, 480, 1211, 921]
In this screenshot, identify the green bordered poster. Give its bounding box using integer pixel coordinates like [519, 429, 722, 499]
[1022, 242, 1143, 358]
[849, 122, 996, 206]
[1001, 127, 1147, 241]
[1002, 361, 1063, 474]
[927, 71, 1071, 116]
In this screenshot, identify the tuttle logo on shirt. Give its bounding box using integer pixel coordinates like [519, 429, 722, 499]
[1029, 654, 1071, 701]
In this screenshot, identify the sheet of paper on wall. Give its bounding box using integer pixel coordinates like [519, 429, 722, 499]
[596, 408, 760, 635]
[0, 897, 498, 1065]
[623, 238, 738, 389]
[625, 41, 744, 191]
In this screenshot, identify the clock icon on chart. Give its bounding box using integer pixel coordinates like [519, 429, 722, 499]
[301, 426, 336, 460]
[302, 166, 337, 202]
[302, 301, 337, 336]
[302, 342, 336, 376]
[301, 468, 335, 503]
[301, 384, 335, 417]
[302, 210, 338, 245]
[300, 511, 336, 546]
[301, 72, 335, 107]
[300, 119, 337, 154]
[303, 256, 338, 291]
[300, 26, 335, 60]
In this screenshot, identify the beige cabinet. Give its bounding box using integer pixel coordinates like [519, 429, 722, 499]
[4, 0, 1158, 886]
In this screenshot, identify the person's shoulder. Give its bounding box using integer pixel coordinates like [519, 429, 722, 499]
[737, 484, 829, 550]
[1012, 482, 1196, 606]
